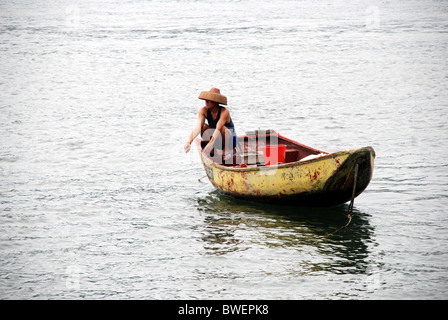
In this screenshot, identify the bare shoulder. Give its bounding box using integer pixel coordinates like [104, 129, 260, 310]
[221, 106, 231, 116]
[198, 106, 207, 120]
[198, 106, 207, 115]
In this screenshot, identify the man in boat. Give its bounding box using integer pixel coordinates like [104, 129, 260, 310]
[184, 87, 237, 161]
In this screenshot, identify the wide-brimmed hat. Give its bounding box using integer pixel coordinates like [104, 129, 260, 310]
[198, 87, 227, 105]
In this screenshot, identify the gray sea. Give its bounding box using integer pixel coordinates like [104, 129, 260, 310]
[1, 0, 448, 299]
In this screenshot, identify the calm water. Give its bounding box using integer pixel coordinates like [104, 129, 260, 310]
[1, 0, 448, 299]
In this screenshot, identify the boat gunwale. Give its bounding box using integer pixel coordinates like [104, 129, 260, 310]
[195, 131, 374, 173]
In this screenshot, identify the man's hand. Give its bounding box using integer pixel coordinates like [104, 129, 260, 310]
[184, 141, 191, 153]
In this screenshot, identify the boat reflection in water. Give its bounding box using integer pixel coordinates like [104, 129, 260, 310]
[195, 191, 375, 276]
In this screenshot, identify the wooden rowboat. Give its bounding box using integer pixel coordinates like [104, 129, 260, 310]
[195, 130, 375, 206]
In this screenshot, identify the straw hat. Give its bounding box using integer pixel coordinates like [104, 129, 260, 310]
[198, 87, 227, 105]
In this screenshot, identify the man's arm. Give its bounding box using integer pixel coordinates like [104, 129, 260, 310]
[184, 108, 206, 153]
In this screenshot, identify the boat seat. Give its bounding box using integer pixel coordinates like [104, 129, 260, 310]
[242, 152, 264, 165]
[208, 154, 242, 166]
[285, 149, 299, 163]
[225, 154, 242, 166]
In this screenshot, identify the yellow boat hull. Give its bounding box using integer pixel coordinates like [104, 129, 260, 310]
[199, 144, 375, 207]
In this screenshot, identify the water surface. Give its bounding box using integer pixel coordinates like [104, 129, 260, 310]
[1, 0, 448, 299]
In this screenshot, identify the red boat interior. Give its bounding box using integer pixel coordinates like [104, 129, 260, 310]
[200, 130, 327, 167]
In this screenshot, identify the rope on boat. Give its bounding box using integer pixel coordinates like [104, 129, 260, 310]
[326, 162, 359, 237]
[348, 162, 359, 217]
[198, 175, 207, 182]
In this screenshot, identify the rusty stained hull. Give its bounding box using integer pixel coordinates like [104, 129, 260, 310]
[200, 146, 375, 207]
